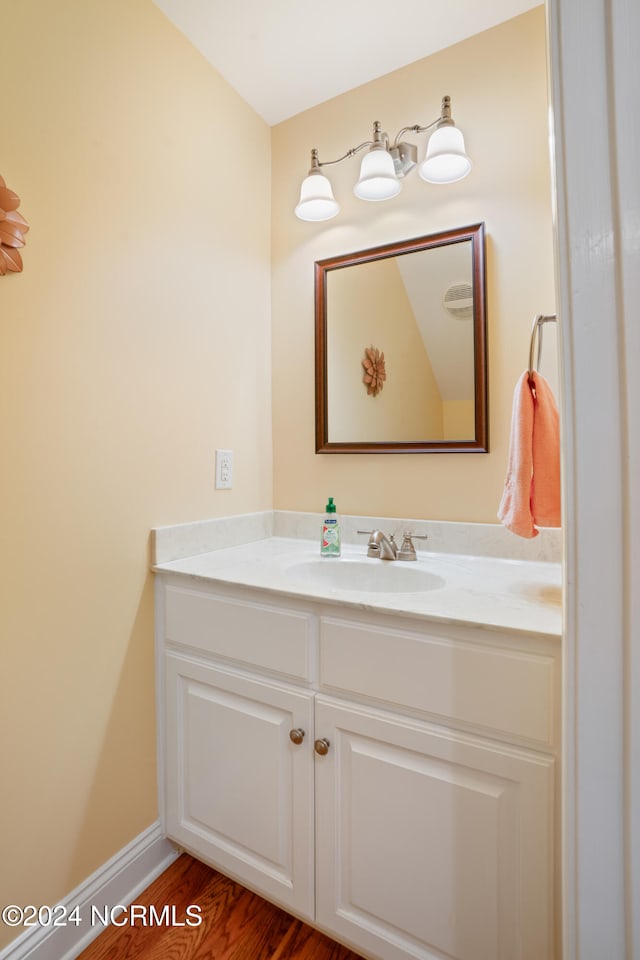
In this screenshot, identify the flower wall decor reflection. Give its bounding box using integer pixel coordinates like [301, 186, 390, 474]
[362, 345, 386, 397]
[0, 175, 29, 275]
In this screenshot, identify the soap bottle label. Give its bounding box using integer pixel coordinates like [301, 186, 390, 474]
[321, 518, 341, 556]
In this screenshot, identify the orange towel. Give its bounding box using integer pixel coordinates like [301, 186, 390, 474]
[531, 372, 561, 527]
[497, 371, 561, 538]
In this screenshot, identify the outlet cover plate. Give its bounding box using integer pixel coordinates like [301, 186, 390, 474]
[215, 449, 233, 489]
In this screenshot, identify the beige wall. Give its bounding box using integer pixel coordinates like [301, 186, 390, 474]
[271, 7, 556, 521]
[0, 0, 271, 948]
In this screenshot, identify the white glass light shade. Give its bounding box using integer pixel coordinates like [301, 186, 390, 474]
[295, 170, 340, 221]
[354, 147, 401, 201]
[419, 125, 471, 184]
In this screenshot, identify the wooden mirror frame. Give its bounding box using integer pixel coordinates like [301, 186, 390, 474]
[314, 223, 488, 454]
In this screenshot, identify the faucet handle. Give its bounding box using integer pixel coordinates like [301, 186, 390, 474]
[397, 530, 428, 562]
[398, 533, 417, 561]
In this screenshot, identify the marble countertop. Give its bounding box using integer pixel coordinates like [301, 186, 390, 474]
[153, 536, 562, 639]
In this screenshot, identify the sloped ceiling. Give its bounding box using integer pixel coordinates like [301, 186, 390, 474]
[151, 0, 542, 125]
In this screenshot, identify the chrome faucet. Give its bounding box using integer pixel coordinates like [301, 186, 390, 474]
[358, 529, 428, 561]
[358, 529, 398, 560]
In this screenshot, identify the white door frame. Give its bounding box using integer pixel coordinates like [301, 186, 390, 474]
[548, 0, 640, 956]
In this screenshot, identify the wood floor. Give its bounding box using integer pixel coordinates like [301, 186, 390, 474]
[76, 853, 365, 960]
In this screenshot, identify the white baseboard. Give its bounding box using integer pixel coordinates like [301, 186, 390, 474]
[0, 821, 179, 960]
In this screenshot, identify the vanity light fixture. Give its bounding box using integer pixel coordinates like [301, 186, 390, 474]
[295, 95, 471, 222]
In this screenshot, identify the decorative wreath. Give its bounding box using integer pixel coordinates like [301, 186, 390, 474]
[362, 345, 386, 397]
[0, 175, 29, 275]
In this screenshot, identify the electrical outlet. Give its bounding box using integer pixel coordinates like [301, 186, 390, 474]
[215, 449, 233, 489]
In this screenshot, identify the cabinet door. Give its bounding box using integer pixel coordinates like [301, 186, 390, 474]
[164, 653, 315, 919]
[315, 695, 555, 960]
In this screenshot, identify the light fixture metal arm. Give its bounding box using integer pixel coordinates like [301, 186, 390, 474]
[392, 117, 440, 148]
[313, 121, 389, 169]
[317, 140, 373, 167]
[392, 96, 455, 147]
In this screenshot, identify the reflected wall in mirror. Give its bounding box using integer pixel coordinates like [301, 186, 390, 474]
[315, 223, 487, 453]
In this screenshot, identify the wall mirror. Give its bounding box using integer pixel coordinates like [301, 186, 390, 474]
[315, 222, 487, 453]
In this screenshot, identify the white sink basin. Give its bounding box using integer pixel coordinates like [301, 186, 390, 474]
[284, 557, 445, 594]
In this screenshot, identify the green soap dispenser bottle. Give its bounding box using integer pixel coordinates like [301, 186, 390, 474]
[321, 497, 341, 557]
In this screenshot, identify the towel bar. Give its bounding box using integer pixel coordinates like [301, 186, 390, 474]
[528, 313, 557, 377]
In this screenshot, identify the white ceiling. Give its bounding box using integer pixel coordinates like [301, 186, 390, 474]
[151, 0, 542, 125]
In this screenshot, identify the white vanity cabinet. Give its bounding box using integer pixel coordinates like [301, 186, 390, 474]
[164, 653, 316, 918]
[159, 578, 317, 918]
[156, 573, 560, 960]
[314, 695, 554, 960]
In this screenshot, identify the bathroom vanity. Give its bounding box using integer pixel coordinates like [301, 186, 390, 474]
[153, 516, 561, 960]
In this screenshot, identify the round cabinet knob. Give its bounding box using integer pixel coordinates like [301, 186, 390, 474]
[314, 738, 330, 756]
[289, 728, 305, 745]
